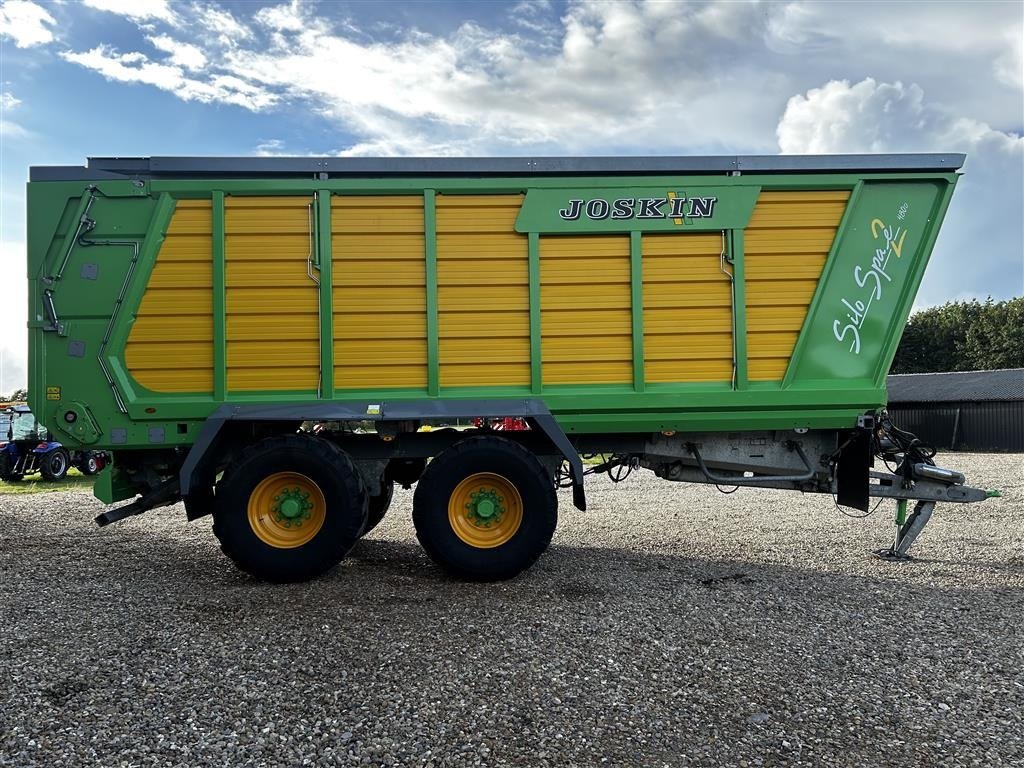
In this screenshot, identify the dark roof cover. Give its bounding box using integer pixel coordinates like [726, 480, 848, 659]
[887, 369, 1024, 404]
[29, 153, 966, 182]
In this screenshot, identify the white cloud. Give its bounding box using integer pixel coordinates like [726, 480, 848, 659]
[995, 27, 1023, 90]
[60, 45, 276, 111]
[1, 91, 21, 110]
[0, 239, 27, 392]
[82, 0, 178, 26]
[0, 0, 56, 48]
[777, 77, 1024, 305]
[148, 34, 206, 70]
[191, 3, 252, 46]
[254, 0, 309, 33]
[255, 139, 286, 156]
[47, 1, 1024, 158]
[0, 119, 29, 138]
[217, 1, 790, 156]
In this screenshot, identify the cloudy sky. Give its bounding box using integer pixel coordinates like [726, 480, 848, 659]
[0, 0, 1021, 392]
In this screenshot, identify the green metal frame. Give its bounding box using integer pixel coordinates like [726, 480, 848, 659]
[424, 190, 440, 396]
[728, 228, 748, 390]
[528, 231, 542, 394]
[25, 170, 961, 453]
[212, 191, 227, 401]
[629, 231, 645, 392]
[316, 190, 335, 398]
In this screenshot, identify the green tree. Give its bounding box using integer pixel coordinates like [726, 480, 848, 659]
[5, 388, 27, 402]
[892, 297, 1024, 373]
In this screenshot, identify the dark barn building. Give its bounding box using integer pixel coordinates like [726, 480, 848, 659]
[886, 369, 1024, 452]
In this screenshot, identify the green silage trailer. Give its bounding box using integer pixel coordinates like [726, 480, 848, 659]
[24, 154, 993, 581]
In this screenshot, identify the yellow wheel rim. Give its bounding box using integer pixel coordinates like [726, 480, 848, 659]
[447, 472, 523, 549]
[246, 471, 326, 549]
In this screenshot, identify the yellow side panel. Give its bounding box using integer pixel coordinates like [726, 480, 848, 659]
[541, 235, 632, 385]
[642, 233, 733, 383]
[333, 196, 427, 389]
[437, 195, 529, 387]
[746, 190, 850, 381]
[225, 196, 319, 391]
[125, 200, 213, 393]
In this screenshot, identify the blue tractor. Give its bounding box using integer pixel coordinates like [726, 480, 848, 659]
[0, 405, 106, 482]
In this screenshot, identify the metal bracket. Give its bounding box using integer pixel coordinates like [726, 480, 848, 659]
[877, 500, 935, 559]
[688, 441, 816, 485]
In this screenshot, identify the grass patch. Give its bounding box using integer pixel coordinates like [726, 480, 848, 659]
[0, 469, 94, 495]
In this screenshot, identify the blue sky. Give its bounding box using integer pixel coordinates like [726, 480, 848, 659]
[1, 0, 1022, 391]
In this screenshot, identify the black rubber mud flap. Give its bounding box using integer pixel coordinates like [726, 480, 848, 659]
[836, 430, 871, 512]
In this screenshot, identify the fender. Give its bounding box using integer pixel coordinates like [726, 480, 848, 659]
[180, 399, 587, 511]
[31, 441, 64, 454]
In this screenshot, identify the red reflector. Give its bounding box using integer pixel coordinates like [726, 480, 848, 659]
[145, 407, 156, 414]
[37, 443, 48, 450]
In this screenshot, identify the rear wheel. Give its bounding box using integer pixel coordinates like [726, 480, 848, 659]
[41, 448, 70, 481]
[412, 436, 557, 581]
[213, 434, 367, 582]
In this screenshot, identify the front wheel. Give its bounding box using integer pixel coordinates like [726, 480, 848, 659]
[412, 436, 557, 581]
[40, 448, 70, 481]
[213, 434, 368, 583]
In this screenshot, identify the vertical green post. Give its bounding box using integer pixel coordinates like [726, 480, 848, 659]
[729, 229, 749, 390]
[316, 191, 334, 398]
[211, 191, 227, 400]
[424, 190, 440, 396]
[528, 231, 542, 394]
[895, 498, 908, 527]
[629, 230, 645, 392]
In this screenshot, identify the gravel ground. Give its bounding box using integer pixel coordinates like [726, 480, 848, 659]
[1, 452, 1022, 768]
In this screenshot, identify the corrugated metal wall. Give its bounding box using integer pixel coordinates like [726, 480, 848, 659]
[887, 401, 1024, 452]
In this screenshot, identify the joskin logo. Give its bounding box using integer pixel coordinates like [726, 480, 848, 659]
[558, 192, 718, 224]
[512, 186, 756, 233]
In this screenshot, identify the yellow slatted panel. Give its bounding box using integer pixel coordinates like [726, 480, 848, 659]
[333, 196, 427, 389]
[437, 195, 529, 387]
[642, 233, 734, 383]
[541, 235, 632, 384]
[746, 189, 850, 380]
[125, 200, 213, 393]
[225, 196, 318, 391]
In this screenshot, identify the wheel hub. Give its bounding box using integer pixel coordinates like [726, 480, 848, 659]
[466, 488, 505, 527]
[272, 487, 313, 527]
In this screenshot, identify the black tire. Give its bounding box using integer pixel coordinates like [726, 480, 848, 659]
[40, 448, 70, 481]
[362, 478, 394, 536]
[80, 454, 101, 476]
[0, 453, 22, 482]
[412, 436, 557, 581]
[213, 434, 368, 583]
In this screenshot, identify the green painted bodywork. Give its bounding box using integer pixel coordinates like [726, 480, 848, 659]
[25, 168, 959, 497]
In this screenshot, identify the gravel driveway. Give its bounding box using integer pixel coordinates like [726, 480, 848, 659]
[1, 452, 1022, 767]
